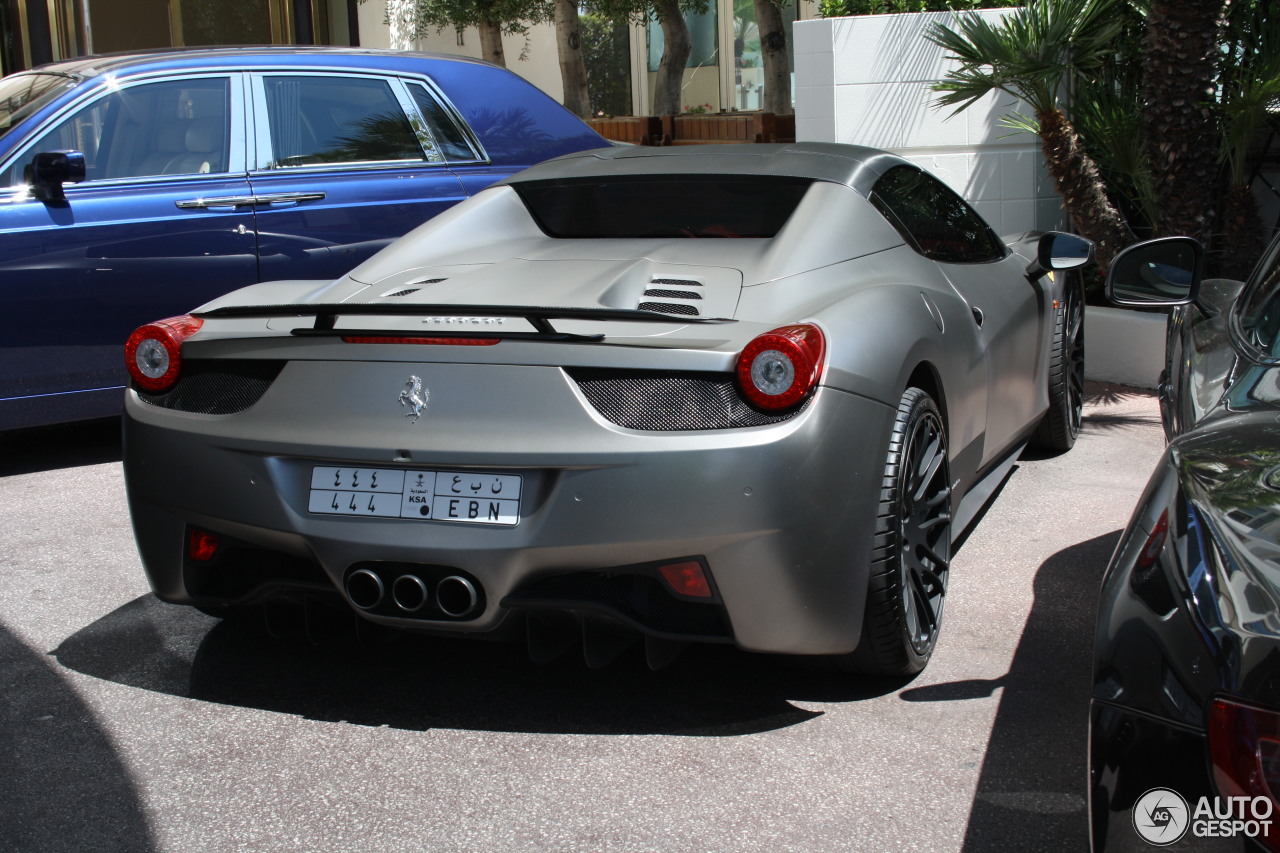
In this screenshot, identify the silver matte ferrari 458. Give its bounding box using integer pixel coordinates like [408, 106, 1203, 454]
[122, 142, 1093, 675]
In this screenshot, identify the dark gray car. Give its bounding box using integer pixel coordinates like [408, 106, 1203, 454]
[1091, 232, 1280, 850]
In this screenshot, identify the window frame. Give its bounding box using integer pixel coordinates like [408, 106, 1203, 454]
[0, 70, 247, 194]
[1231, 233, 1280, 363]
[868, 164, 1007, 265]
[246, 70, 485, 173]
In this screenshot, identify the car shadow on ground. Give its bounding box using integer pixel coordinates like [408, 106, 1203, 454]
[0, 619, 155, 853]
[0, 418, 122, 476]
[51, 595, 916, 738]
[902, 531, 1119, 853]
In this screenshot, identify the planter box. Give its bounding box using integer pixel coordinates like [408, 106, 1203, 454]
[587, 113, 796, 146]
[1085, 305, 1167, 389]
[586, 116, 664, 145]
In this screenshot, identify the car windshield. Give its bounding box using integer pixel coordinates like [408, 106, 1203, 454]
[513, 175, 814, 238]
[0, 72, 78, 139]
[1236, 237, 1280, 357]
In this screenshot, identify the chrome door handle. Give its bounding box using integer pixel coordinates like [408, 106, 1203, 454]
[176, 192, 326, 210]
[176, 195, 259, 209]
[257, 192, 327, 207]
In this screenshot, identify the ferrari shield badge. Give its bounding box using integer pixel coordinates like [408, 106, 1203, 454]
[397, 376, 429, 422]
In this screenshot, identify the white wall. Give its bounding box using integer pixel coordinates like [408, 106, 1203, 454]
[363, 1, 566, 102]
[794, 10, 1064, 238]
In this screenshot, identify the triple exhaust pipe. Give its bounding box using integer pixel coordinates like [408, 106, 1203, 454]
[345, 568, 479, 619]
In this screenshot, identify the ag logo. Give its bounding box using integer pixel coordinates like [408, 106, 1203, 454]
[1133, 787, 1190, 846]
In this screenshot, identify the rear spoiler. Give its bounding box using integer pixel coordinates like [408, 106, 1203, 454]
[195, 303, 735, 343]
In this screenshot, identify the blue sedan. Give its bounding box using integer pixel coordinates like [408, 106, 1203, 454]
[0, 47, 607, 430]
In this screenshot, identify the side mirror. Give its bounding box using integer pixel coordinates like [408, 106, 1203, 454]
[24, 150, 86, 202]
[1106, 236, 1204, 307]
[1026, 231, 1094, 279]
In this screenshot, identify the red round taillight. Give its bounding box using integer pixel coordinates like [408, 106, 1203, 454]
[124, 315, 203, 393]
[735, 323, 826, 411]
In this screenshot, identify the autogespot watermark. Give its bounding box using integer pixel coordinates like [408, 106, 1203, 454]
[1132, 787, 1275, 846]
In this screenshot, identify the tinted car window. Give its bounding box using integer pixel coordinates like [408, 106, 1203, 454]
[515, 175, 814, 238]
[1237, 239, 1280, 356]
[4, 77, 229, 186]
[870, 165, 1005, 264]
[406, 82, 477, 162]
[262, 75, 429, 168]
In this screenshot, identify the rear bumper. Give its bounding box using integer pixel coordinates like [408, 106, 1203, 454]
[123, 360, 895, 655]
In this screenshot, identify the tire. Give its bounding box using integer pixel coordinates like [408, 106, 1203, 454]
[849, 387, 952, 676]
[1033, 275, 1085, 453]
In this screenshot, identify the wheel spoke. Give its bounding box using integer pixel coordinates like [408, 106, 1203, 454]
[908, 573, 938, 634]
[916, 513, 951, 532]
[920, 544, 950, 571]
[911, 431, 945, 502]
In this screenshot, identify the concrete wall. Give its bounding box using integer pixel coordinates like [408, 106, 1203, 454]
[363, 1, 566, 102]
[794, 10, 1064, 238]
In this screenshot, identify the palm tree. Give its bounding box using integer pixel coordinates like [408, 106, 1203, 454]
[1217, 1, 1280, 279]
[1141, 0, 1230, 246]
[927, 0, 1134, 270]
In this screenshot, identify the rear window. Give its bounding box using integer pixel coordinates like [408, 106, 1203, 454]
[513, 175, 814, 238]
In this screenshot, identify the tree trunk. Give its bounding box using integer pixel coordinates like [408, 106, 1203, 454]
[1218, 183, 1266, 281]
[1142, 0, 1230, 244]
[1037, 108, 1135, 274]
[478, 19, 507, 67]
[554, 0, 592, 119]
[652, 0, 692, 117]
[753, 0, 791, 116]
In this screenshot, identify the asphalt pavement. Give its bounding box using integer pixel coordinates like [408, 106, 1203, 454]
[0, 382, 1164, 853]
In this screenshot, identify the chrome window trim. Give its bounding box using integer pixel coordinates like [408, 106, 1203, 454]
[400, 77, 487, 165]
[387, 77, 446, 165]
[0, 70, 248, 191]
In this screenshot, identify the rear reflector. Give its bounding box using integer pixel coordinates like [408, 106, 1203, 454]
[187, 528, 219, 562]
[340, 336, 500, 346]
[659, 561, 713, 599]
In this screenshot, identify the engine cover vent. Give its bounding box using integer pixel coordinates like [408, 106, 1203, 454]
[638, 302, 699, 316]
[643, 288, 702, 300]
[382, 288, 420, 298]
[639, 277, 703, 316]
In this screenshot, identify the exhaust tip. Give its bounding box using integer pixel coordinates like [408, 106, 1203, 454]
[345, 568, 385, 610]
[391, 574, 430, 613]
[437, 575, 479, 618]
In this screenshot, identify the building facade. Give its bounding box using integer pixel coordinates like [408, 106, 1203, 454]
[1, 0, 359, 75]
[0, 0, 813, 119]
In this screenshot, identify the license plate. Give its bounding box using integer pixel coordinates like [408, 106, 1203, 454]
[308, 466, 521, 525]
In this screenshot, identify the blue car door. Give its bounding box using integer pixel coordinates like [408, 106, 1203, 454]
[245, 71, 468, 282]
[0, 72, 255, 428]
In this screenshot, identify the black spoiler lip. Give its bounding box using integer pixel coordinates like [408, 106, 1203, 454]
[195, 303, 734, 324]
[193, 303, 735, 339]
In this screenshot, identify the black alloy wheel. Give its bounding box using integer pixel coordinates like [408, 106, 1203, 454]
[1034, 276, 1085, 453]
[852, 387, 952, 676]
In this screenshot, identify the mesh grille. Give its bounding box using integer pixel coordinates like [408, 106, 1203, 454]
[643, 288, 702, 300]
[567, 368, 803, 430]
[650, 278, 701, 287]
[137, 360, 284, 414]
[638, 302, 699, 316]
[384, 288, 420, 298]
